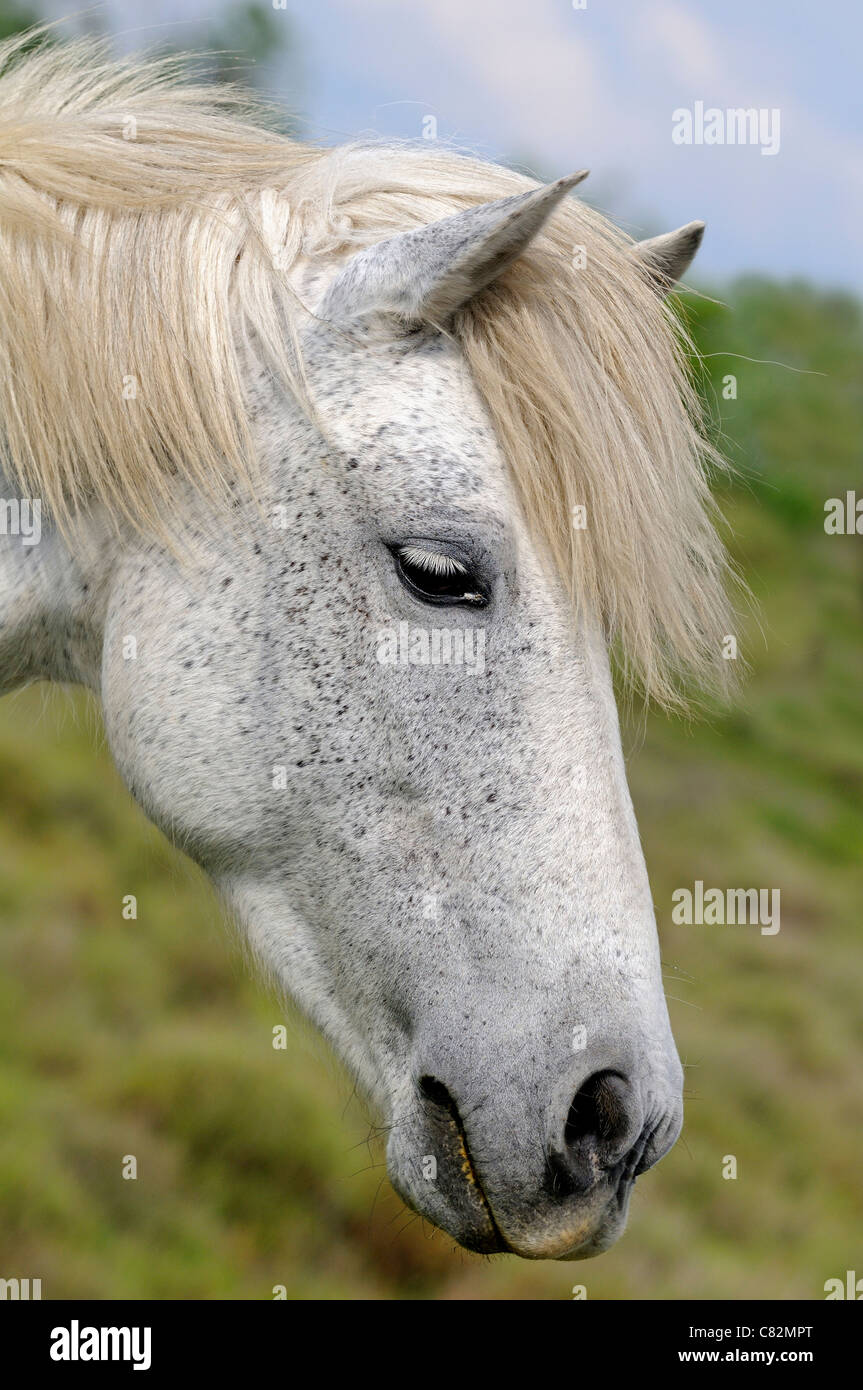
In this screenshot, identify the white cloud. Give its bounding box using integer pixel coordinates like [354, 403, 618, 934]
[340, 0, 622, 163]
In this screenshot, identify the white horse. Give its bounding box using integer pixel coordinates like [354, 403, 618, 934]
[0, 34, 734, 1260]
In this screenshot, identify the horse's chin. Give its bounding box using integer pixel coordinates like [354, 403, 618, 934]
[529, 1197, 633, 1261]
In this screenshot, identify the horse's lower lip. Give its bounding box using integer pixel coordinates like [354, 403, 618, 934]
[464, 1172, 615, 1260]
[439, 1118, 511, 1253]
[446, 1197, 626, 1260]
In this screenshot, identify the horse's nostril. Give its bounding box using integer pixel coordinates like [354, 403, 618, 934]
[564, 1070, 635, 1158]
[418, 1074, 457, 1112]
[544, 1070, 640, 1200]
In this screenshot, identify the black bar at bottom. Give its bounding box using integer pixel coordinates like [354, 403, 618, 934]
[0, 1297, 857, 1375]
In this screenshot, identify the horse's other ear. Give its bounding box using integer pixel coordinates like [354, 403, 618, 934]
[633, 221, 705, 295]
[318, 170, 589, 332]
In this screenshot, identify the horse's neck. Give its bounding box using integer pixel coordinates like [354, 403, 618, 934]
[0, 477, 114, 694]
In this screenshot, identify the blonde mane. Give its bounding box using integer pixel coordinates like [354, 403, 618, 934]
[0, 29, 734, 706]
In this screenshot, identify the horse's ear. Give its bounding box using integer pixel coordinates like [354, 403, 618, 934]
[318, 170, 589, 331]
[633, 221, 705, 295]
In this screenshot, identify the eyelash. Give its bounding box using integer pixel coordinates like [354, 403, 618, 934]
[396, 545, 468, 577]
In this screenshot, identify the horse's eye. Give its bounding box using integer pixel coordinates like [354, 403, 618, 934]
[392, 544, 488, 608]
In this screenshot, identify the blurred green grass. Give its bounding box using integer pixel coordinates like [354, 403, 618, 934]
[1, 278, 861, 1299]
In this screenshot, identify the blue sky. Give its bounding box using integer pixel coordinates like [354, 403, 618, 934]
[46, 0, 863, 289]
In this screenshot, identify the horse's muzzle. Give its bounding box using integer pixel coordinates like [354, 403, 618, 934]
[387, 1059, 683, 1260]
